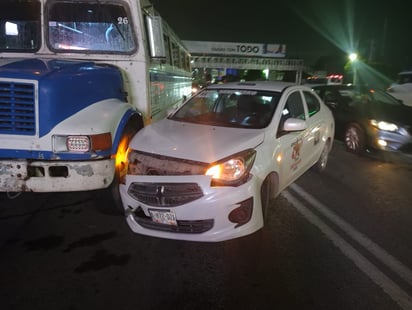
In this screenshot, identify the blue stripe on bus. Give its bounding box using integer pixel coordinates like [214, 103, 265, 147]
[1, 109, 138, 160]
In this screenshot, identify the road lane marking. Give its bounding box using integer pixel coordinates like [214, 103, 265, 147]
[289, 183, 412, 287]
[283, 189, 412, 310]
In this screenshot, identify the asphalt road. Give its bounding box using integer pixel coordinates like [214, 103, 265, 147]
[1, 142, 412, 310]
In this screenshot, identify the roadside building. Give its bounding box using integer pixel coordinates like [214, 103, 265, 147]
[183, 40, 304, 87]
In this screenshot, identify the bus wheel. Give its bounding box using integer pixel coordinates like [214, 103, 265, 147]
[95, 135, 129, 215]
[95, 116, 142, 215]
[95, 176, 123, 215]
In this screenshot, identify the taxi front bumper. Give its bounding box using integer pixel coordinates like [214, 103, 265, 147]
[119, 174, 264, 242]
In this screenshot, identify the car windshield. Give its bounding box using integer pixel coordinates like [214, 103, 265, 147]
[397, 73, 412, 84]
[0, 0, 41, 52]
[170, 89, 281, 128]
[338, 87, 403, 107]
[47, 1, 136, 53]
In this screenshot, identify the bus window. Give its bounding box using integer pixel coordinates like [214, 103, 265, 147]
[163, 34, 171, 65]
[47, 2, 136, 53]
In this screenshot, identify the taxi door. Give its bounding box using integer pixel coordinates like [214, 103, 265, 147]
[276, 89, 315, 189]
[301, 90, 326, 167]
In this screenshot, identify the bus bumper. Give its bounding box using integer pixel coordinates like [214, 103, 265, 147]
[0, 159, 115, 192]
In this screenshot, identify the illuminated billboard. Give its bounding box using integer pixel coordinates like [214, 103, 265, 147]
[182, 40, 286, 58]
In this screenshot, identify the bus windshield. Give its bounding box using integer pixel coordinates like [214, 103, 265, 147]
[48, 1, 137, 54]
[0, 0, 41, 52]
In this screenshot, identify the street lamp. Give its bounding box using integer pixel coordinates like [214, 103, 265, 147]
[349, 53, 358, 85]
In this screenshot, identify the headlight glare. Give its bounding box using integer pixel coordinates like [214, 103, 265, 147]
[206, 149, 256, 186]
[206, 158, 245, 181]
[370, 120, 398, 132]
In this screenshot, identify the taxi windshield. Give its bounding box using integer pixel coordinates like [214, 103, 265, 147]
[170, 89, 281, 129]
[0, 0, 41, 52]
[47, 1, 136, 53]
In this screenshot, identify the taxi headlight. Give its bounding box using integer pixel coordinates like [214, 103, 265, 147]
[206, 149, 256, 186]
[370, 120, 398, 132]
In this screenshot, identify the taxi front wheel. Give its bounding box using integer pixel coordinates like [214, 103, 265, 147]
[260, 173, 277, 223]
[312, 141, 330, 173]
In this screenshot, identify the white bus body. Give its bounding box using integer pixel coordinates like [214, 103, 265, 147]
[0, 0, 192, 211]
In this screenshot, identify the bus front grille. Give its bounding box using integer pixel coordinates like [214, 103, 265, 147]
[0, 81, 36, 135]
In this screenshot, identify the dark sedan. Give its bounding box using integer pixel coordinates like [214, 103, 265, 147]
[312, 84, 412, 155]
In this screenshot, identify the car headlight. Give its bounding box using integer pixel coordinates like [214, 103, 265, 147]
[370, 120, 398, 132]
[206, 149, 256, 187]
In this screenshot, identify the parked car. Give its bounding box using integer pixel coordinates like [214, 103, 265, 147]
[387, 71, 412, 107]
[313, 84, 412, 155]
[120, 81, 335, 242]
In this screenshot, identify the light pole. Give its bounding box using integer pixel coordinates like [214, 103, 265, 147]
[349, 53, 358, 85]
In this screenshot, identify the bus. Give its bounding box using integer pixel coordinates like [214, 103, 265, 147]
[0, 0, 192, 212]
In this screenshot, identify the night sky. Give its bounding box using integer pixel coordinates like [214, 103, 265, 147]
[151, 0, 411, 76]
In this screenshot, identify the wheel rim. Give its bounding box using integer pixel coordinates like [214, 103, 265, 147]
[345, 126, 360, 151]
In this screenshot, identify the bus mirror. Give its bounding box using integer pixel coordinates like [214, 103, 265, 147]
[146, 15, 166, 58]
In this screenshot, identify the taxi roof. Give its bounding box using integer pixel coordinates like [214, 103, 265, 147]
[205, 81, 300, 93]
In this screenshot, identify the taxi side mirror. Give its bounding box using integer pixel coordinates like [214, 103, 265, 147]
[282, 118, 307, 132]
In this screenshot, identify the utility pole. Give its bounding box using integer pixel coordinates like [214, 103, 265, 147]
[368, 39, 375, 63]
[381, 16, 388, 60]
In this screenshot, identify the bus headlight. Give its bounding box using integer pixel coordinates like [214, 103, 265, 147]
[66, 136, 90, 152]
[53, 133, 112, 153]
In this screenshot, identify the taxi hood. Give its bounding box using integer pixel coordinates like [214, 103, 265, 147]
[130, 118, 265, 163]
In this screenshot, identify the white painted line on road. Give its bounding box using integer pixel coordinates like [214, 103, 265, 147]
[290, 183, 412, 288]
[283, 190, 412, 310]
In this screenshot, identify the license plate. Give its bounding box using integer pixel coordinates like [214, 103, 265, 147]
[149, 209, 177, 226]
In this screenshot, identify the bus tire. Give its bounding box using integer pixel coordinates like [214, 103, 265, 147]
[95, 115, 143, 215]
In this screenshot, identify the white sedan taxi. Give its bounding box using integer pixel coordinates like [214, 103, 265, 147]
[120, 81, 334, 242]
